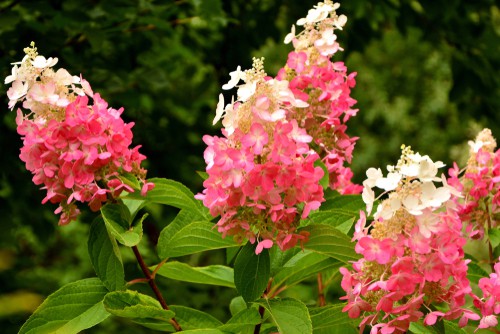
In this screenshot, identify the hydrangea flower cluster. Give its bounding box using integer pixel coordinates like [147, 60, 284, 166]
[448, 128, 500, 240]
[277, 0, 360, 194]
[473, 258, 500, 330]
[340, 147, 474, 333]
[197, 1, 360, 253]
[6, 43, 153, 225]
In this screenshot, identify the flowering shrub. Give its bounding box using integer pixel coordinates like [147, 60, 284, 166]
[6, 2, 500, 334]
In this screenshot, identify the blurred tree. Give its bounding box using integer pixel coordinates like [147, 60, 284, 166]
[0, 0, 498, 332]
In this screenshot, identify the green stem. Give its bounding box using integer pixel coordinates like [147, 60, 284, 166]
[132, 246, 182, 331]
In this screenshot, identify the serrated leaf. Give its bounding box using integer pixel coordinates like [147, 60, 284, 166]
[234, 243, 270, 302]
[125, 178, 210, 220]
[19, 278, 109, 334]
[271, 250, 340, 292]
[101, 203, 141, 247]
[254, 298, 312, 334]
[88, 217, 125, 291]
[153, 262, 234, 287]
[218, 308, 261, 333]
[309, 304, 358, 333]
[170, 305, 223, 330]
[158, 219, 238, 259]
[301, 224, 359, 263]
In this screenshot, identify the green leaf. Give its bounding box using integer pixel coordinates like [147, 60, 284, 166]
[170, 305, 223, 330]
[121, 197, 146, 220]
[176, 330, 225, 334]
[309, 304, 358, 334]
[314, 159, 330, 189]
[272, 250, 340, 291]
[467, 261, 489, 285]
[301, 224, 359, 263]
[88, 217, 125, 291]
[158, 219, 238, 259]
[153, 261, 234, 287]
[101, 203, 141, 247]
[19, 278, 109, 334]
[229, 296, 247, 316]
[443, 320, 468, 333]
[409, 321, 443, 334]
[489, 228, 500, 249]
[234, 243, 270, 302]
[218, 308, 261, 333]
[306, 194, 364, 234]
[254, 298, 312, 334]
[104, 290, 176, 332]
[126, 178, 210, 220]
[269, 247, 300, 276]
[103, 290, 174, 319]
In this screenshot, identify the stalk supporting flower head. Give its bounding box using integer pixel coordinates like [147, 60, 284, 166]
[6, 43, 154, 225]
[340, 146, 474, 333]
[197, 1, 361, 254]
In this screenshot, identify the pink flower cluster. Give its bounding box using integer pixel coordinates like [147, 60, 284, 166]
[197, 1, 361, 253]
[7, 44, 153, 225]
[473, 259, 500, 330]
[340, 149, 474, 333]
[448, 128, 500, 240]
[278, 1, 360, 194]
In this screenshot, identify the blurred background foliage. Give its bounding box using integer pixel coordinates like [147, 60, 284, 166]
[0, 0, 498, 332]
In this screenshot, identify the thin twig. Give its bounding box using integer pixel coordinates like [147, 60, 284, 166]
[485, 203, 496, 272]
[132, 246, 182, 331]
[317, 273, 326, 307]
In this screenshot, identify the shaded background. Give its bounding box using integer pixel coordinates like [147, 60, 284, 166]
[0, 0, 499, 332]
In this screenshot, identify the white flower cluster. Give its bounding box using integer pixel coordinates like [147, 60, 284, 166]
[213, 57, 308, 134]
[5, 42, 92, 115]
[285, 1, 347, 57]
[362, 146, 458, 220]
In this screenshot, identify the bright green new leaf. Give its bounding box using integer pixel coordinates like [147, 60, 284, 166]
[158, 219, 238, 259]
[229, 296, 247, 316]
[309, 304, 358, 333]
[218, 308, 261, 333]
[170, 305, 223, 330]
[101, 203, 141, 247]
[88, 217, 125, 291]
[234, 243, 270, 303]
[272, 250, 340, 292]
[153, 261, 234, 287]
[104, 290, 174, 319]
[19, 278, 109, 334]
[254, 298, 312, 334]
[104, 290, 176, 332]
[126, 178, 210, 220]
[301, 224, 360, 263]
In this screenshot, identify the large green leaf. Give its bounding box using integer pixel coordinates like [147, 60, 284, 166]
[126, 178, 210, 220]
[88, 217, 125, 291]
[234, 243, 270, 302]
[307, 194, 364, 234]
[301, 224, 359, 263]
[254, 298, 312, 334]
[309, 304, 358, 334]
[271, 250, 340, 293]
[19, 278, 109, 334]
[101, 203, 142, 247]
[218, 308, 261, 333]
[170, 305, 223, 330]
[158, 218, 238, 259]
[153, 261, 234, 287]
[104, 290, 176, 332]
